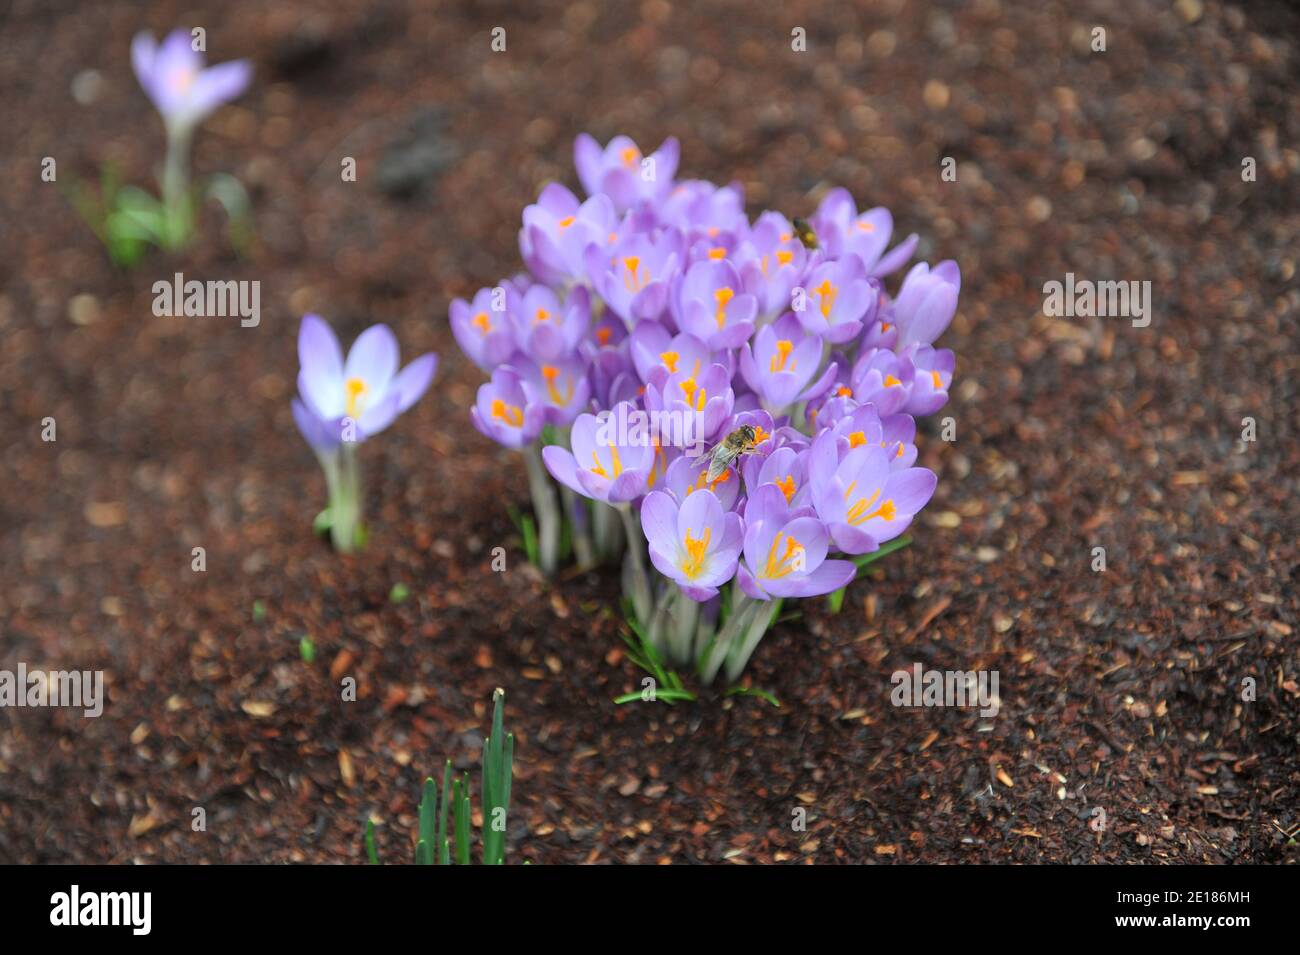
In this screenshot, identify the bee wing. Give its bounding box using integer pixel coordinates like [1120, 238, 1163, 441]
[705, 446, 734, 482]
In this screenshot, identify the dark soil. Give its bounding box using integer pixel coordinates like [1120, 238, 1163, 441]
[1, 0, 1297, 864]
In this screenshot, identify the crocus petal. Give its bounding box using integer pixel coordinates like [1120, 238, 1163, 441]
[736, 562, 768, 600]
[574, 133, 603, 197]
[189, 59, 253, 117]
[888, 468, 938, 515]
[828, 522, 878, 555]
[292, 397, 338, 451]
[795, 360, 839, 404]
[392, 353, 438, 413]
[131, 32, 157, 86]
[358, 390, 401, 437]
[542, 445, 585, 496]
[299, 313, 344, 379]
[873, 234, 919, 277]
[679, 583, 720, 602]
[344, 324, 400, 392]
[640, 491, 679, 551]
[298, 314, 344, 415]
[770, 559, 855, 598]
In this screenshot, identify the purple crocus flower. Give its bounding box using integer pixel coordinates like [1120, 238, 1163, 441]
[450, 286, 516, 372]
[893, 260, 961, 349]
[739, 313, 838, 413]
[470, 366, 545, 449]
[542, 404, 655, 503]
[645, 361, 735, 444]
[664, 454, 741, 511]
[641, 489, 744, 601]
[520, 183, 617, 287]
[659, 180, 748, 247]
[586, 227, 683, 325]
[849, 347, 914, 415]
[293, 314, 437, 448]
[742, 444, 811, 508]
[808, 432, 936, 554]
[512, 354, 592, 427]
[507, 283, 590, 364]
[582, 315, 636, 408]
[672, 259, 757, 350]
[798, 256, 877, 344]
[901, 344, 955, 415]
[857, 292, 899, 351]
[629, 323, 718, 385]
[810, 188, 918, 278]
[574, 134, 680, 212]
[736, 485, 855, 600]
[736, 211, 812, 321]
[826, 403, 919, 470]
[132, 29, 251, 132]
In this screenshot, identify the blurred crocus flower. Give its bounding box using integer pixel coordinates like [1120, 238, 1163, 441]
[808, 432, 936, 555]
[739, 313, 838, 413]
[292, 315, 437, 554]
[471, 366, 545, 449]
[132, 29, 251, 133]
[294, 314, 437, 447]
[543, 404, 655, 503]
[450, 286, 516, 372]
[659, 180, 748, 248]
[641, 489, 744, 601]
[575, 134, 679, 212]
[736, 485, 855, 600]
[893, 261, 961, 349]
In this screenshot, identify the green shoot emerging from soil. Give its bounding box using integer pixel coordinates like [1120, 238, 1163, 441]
[366, 688, 515, 865]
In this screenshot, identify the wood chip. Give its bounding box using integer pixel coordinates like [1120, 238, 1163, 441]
[329, 649, 354, 682]
[339, 749, 355, 787]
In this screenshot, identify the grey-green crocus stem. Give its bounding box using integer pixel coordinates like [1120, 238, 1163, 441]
[644, 582, 675, 657]
[618, 503, 652, 624]
[560, 485, 595, 568]
[523, 442, 560, 575]
[592, 500, 623, 562]
[699, 595, 762, 685]
[321, 441, 363, 554]
[724, 599, 779, 683]
[161, 121, 194, 249]
[667, 586, 701, 668]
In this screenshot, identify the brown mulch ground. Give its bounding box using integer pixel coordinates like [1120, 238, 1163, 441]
[1, 0, 1297, 864]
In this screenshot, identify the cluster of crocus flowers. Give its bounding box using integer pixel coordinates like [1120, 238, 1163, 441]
[455, 134, 959, 682]
[293, 315, 438, 553]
